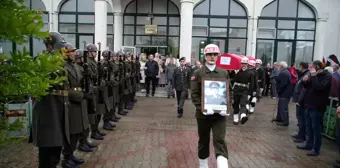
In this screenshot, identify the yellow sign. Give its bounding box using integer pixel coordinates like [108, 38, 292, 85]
[145, 25, 158, 35]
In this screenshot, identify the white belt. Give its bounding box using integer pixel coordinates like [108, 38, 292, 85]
[234, 82, 248, 88]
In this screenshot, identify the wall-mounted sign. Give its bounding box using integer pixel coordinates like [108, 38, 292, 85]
[145, 25, 158, 35]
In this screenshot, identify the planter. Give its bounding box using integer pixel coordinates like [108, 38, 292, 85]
[5, 98, 32, 137]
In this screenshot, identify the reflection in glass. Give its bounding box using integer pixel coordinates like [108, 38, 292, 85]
[258, 20, 275, 28]
[59, 14, 76, 23]
[107, 36, 114, 50]
[153, 0, 167, 14]
[78, 24, 95, 33]
[62, 34, 76, 47]
[124, 16, 134, 24]
[230, 0, 246, 16]
[169, 17, 180, 25]
[210, 0, 229, 16]
[137, 0, 151, 13]
[153, 17, 167, 25]
[260, 0, 277, 17]
[169, 27, 179, 36]
[168, 37, 179, 57]
[193, 0, 209, 15]
[210, 39, 225, 54]
[152, 36, 167, 46]
[296, 31, 314, 40]
[210, 18, 228, 27]
[277, 30, 295, 39]
[136, 36, 151, 45]
[136, 16, 151, 25]
[191, 37, 207, 61]
[229, 28, 246, 38]
[256, 40, 274, 65]
[295, 41, 313, 66]
[257, 28, 276, 39]
[124, 26, 135, 34]
[60, 0, 76, 12]
[298, 21, 315, 30]
[124, 36, 134, 46]
[193, 26, 208, 36]
[209, 28, 227, 37]
[228, 39, 246, 55]
[125, 1, 136, 13]
[277, 42, 292, 64]
[278, 0, 297, 17]
[136, 26, 145, 35]
[278, 20, 295, 29]
[78, 0, 94, 12]
[59, 24, 76, 33]
[107, 15, 114, 24]
[168, 1, 179, 14]
[78, 15, 95, 23]
[298, 2, 315, 18]
[193, 18, 208, 26]
[229, 19, 247, 27]
[107, 25, 114, 34]
[79, 35, 93, 48]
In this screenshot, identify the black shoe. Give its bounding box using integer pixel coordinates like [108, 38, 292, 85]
[152, 93, 155, 97]
[276, 122, 289, 126]
[291, 134, 298, 139]
[114, 114, 121, 120]
[109, 122, 116, 128]
[240, 116, 248, 124]
[110, 117, 119, 122]
[118, 111, 127, 116]
[97, 131, 106, 136]
[146, 94, 149, 97]
[78, 143, 93, 152]
[297, 144, 312, 150]
[91, 132, 104, 140]
[71, 155, 85, 165]
[177, 113, 183, 118]
[103, 124, 114, 131]
[62, 160, 79, 168]
[293, 138, 305, 143]
[233, 121, 239, 125]
[86, 141, 97, 148]
[167, 95, 170, 98]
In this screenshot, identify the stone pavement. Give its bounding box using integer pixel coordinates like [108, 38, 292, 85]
[0, 97, 338, 168]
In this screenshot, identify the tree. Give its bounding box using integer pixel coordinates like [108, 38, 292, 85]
[0, 0, 65, 137]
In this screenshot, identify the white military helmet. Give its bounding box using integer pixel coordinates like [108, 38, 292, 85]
[248, 60, 256, 67]
[204, 44, 220, 55]
[256, 59, 262, 64]
[241, 57, 249, 64]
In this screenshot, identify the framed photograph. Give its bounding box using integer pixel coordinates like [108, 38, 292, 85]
[201, 78, 229, 113]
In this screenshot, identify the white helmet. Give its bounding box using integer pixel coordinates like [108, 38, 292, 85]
[256, 59, 262, 64]
[204, 44, 220, 55]
[241, 57, 249, 64]
[248, 60, 256, 67]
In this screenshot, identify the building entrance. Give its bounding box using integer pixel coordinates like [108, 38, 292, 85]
[136, 45, 168, 57]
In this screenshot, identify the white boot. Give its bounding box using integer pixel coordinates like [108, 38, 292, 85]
[233, 114, 239, 123]
[199, 158, 209, 168]
[216, 156, 229, 168]
[245, 104, 249, 111]
[249, 107, 255, 113]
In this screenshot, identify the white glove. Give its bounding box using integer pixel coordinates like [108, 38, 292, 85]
[203, 108, 214, 115]
[253, 92, 257, 96]
[219, 111, 229, 116]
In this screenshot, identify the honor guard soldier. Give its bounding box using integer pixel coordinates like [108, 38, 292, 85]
[232, 57, 254, 125]
[61, 43, 89, 167]
[130, 55, 138, 104]
[30, 32, 70, 168]
[117, 52, 129, 116]
[191, 44, 229, 168]
[135, 55, 141, 98]
[108, 51, 121, 122]
[205, 82, 227, 105]
[173, 57, 191, 118]
[74, 49, 98, 152]
[101, 50, 116, 131]
[255, 59, 265, 101]
[86, 44, 107, 140]
[124, 54, 134, 110]
[246, 60, 258, 114]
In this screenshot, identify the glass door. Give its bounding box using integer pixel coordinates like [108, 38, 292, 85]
[209, 38, 226, 54]
[78, 34, 94, 49]
[256, 40, 274, 66]
[275, 40, 294, 66]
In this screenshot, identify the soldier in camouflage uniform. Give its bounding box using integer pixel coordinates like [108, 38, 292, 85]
[61, 43, 90, 167]
[110, 52, 125, 118]
[135, 55, 141, 98]
[74, 49, 97, 152]
[124, 54, 134, 110]
[191, 44, 229, 168]
[86, 44, 106, 140]
[101, 50, 116, 131]
[30, 32, 70, 168]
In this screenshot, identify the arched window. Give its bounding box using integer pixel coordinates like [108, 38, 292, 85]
[0, 0, 49, 56]
[256, 0, 316, 66]
[59, 0, 113, 49]
[192, 0, 248, 61]
[123, 0, 180, 56]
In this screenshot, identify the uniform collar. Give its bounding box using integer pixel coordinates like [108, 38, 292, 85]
[204, 65, 218, 73]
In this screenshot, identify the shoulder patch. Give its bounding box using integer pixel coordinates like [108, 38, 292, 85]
[191, 76, 196, 81]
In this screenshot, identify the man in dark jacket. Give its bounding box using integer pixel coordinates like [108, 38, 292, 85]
[292, 62, 309, 142]
[297, 60, 332, 156]
[144, 54, 159, 97]
[275, 61, 293, 126]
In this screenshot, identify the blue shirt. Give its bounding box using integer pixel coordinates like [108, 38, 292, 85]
[333, 72, 340, 80]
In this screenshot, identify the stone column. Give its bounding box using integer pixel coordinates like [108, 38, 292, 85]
[114, 12, 123, 52]
[95, 0, 107, 50]
[246, 16, 258, 57]
[179, 0, 194, 63]
[313, 17, 328, 61]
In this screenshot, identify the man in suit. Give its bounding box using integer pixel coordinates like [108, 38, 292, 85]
[144, 54, 159, 97]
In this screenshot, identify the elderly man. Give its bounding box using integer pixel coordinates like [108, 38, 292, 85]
[297, 60, 332, 156]
[275, 61, 293, 126]
[270, 62, 280, 99]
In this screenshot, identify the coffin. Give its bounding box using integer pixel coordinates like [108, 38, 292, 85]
[216, 53, 244, 70]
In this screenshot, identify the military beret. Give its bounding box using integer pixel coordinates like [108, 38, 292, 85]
[209, 82, 220, 88]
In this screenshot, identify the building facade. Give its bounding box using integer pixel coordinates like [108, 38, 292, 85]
[0, 0, 339, 66]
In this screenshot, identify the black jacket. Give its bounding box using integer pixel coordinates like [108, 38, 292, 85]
[302, 70, 332, 111]
[293, 70, 309, 103]
[145, 60, 159, 77]
[276, 68, 293, 98]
